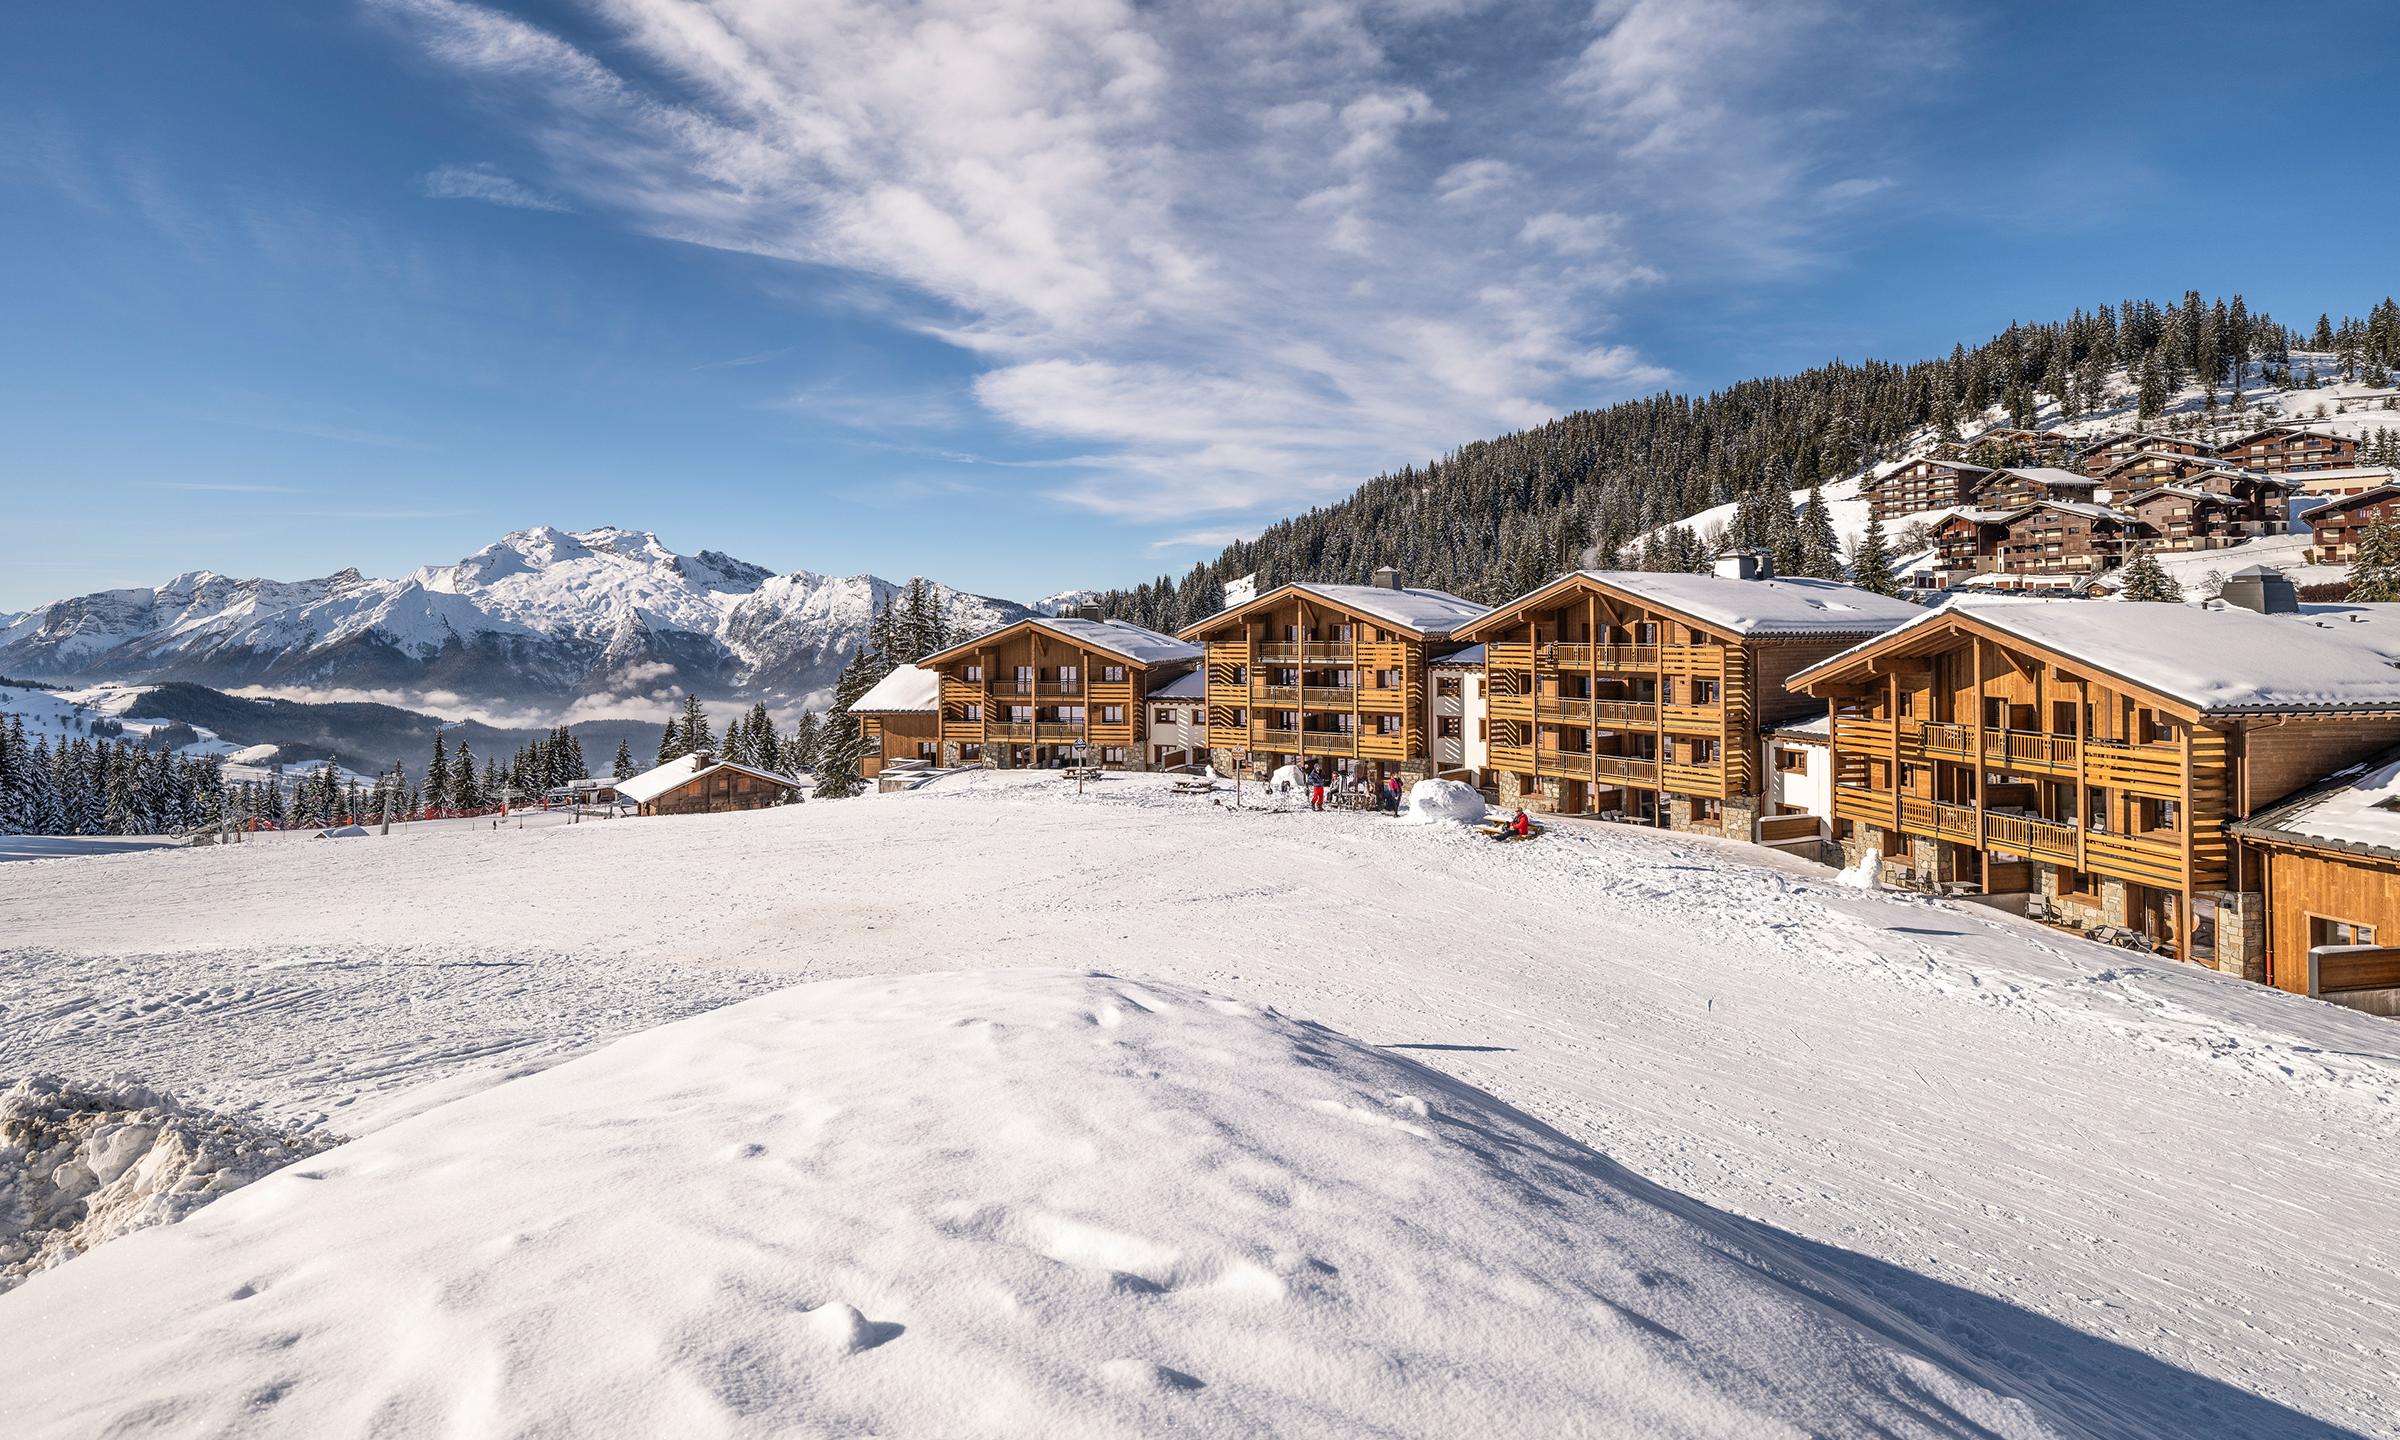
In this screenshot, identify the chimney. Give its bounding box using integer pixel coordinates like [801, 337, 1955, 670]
[1714, 550, 1772, 582]
[2218, 565, 2298, 615]
[1070, 603, 1104, 621]
[690, 749, 715, 767]
[1371, 565, 1404, 589]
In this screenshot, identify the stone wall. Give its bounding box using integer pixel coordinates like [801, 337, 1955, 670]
[2208, 890, 2267, 983]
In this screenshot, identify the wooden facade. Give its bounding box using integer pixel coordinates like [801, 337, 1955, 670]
[1867, 457, 1994, 522]
[1179, 581, 1487, 782]
[2242, 838, 2400, 999]
[1797, 610, 2400, 966]
[922, 618, 1198, 771]
[1982, 502, 2150, 584]
[2119, 487, 2254, 552]
[1975, 467, 2101, 511]
[2218, 426, 2359, 474]
[2078, 431, 2215, 477]
[634, 760, 795, 817]
[2301, 485, 2400, 564]
[858, 712, 940, 778]
[1451, 571, 1917, 834]
[2094, 450, 2230, 490]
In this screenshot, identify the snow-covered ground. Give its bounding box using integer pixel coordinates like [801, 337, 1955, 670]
[1, 771, 2394, 1435]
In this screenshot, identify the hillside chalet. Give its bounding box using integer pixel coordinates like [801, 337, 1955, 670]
[616, 751, 800, 817]
[2118, 486, 2259, 552]
[1866, 457, 1996, 522]
[848, 663, 940, 778]
[2092, 450, 2234, 490]
[1795, 579, 2400, 970]
[1975, 467, 2103, 511]
[1967, 501, 2152, 587]
[2290, 466, 2400, 500]
[2217, 426, 2359, 474]
[2302, 486, 2400, 564]
[922, 613, 1201, 771]
[1181, 571, 1489, 785]
[1449, 559, 1922, 835]
[2077, 431, 2215, 476]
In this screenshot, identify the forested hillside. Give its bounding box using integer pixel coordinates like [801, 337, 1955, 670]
[1089, 293, 2400, 628]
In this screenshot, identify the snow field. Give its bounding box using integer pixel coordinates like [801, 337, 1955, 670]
[1, 770, 2395, 1433]
[0, 971, 2065, 1439]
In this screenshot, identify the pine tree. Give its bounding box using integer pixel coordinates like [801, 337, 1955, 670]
[2350, 521, 2400, 602]
[612, 738, 636, 780]
[790, 711, 821, 773]
[1795, 482, 1841, 579]
[2118, 547, 2184, 602]
[814, 650, 876, 798]
[657, 712, 680, 765]
[676, 694, 713, 758]
[452, 739, 480, 812]
[1848, 517, 1900, 596]
[427, 731, 450, 818]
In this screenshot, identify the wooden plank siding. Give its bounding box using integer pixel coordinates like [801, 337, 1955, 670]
[922, 620, 1181, 768]
[1184, 591, 1438, 772]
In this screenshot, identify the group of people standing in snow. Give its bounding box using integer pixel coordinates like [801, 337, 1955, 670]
[1297, 763, 1407, 816]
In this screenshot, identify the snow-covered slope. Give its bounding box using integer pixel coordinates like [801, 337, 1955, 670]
[1032, 587, 1103, 616]
[0, 969, 2065, 1438]
[0, 527, 1032, 710]
[0, 681, 372, 790]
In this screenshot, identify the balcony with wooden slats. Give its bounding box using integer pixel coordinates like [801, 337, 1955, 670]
[1661, 703, 1722, 735]
[1832, 785, 1898, 829]
[1832, 715, 1895, 758]
[1661, 762, 1728, 799]
[2084, 738, 2183, 797]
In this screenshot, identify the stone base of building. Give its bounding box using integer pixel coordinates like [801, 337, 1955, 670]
[1662, 792, 1760, 842]
[2206, 890, 2267, 983]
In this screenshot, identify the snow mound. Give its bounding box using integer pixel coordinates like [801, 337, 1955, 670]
[224, 743, 279, 765]
[0, 1075, 328, 1293]
[0, 972, 2047, 1438]
[1401, 777, 1488, 826]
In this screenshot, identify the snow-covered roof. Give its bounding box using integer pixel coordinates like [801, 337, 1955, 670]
[2000, 499, 2138, 523]
[1769, 713, 1832, 741]
[2120, 485, 2236, 506]
[2290, 466, 2400, 486]
[616, 752, 799, 806]
[1180, 581, 1492, 640]
[1797, 599, 2400, 715]
[1146, 668, 1205, 701]
[2298, 485, 2400, 520]
[1474, 572, 1925, 638]
[1430, 643, 1486, 668]
[928, 615, 1201, 668]
[2234, 745, 2400, 859]
[2077, 431, 2211, 455]
[848, 663, 939, 714]
[1990, 466, 2098, 489]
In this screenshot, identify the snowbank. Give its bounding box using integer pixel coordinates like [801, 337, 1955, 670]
[1400, 777, 1487, 826]
[0, 972, 2046, 1438]
[0, 1076, 327, 1292]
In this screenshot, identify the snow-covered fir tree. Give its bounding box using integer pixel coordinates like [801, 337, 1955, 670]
[1847, 517, 1900, 597]
[2350, 521, 2400, 602]
[2118, 547, 2184, 603]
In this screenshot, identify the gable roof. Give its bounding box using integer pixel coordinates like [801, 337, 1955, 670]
[848, 663, 939, 714]
[924, 615, 1200, 669]
[616, 753, 800, 806]
[1986, 466, 2098, 489]
[2220, 424, 2342, 449]
[1430, 643, 1487, 668]
[1793, 599, 2400, 716]
[1456, 570, 1924, 643]
[1178, 581, 1491, 641]
[2231, 744, 2400, 861]
[2298, 485, 2400, 521]
[1994, 499, 2143, 525]
[2120, 484, 2240, 507]
[1146, 668, 1206, 701]
[2077, 430, 2213, 456]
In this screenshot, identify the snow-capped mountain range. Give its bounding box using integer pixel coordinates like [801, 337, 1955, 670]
[0, 527, 1032, 712]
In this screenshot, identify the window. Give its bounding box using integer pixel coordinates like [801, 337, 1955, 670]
[1102, 705, 1125, 724]
[1477, 718, 1488, 742]
[1155, 708, 1175, 725]
[1058, 665, 1080, 687]
[1774, 747, 1808, 774]
[965, 663, 983, 682]
[1697, 798, 1722, 821]
[1102, 747, 1127, 764]
[1376, 668, 1401, 688]
[1014, 665, 1034, 685]
[2311, 916, 2378, 948]
[1437, 716, 1462, 739]
[1691, 679, 1719, 705]
[1377, 714, 1404, 735]
[1436, 675, 1462, 698]
[964, 703, 983, 722]
[1009, 705, 1033, 722]
[1101, 665, 1126, 682]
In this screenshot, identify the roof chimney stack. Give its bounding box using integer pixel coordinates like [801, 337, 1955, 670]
[1371, 565, 1404, 589]
[2218, 565, 2298, 615]
[1714, 550, 1772, 582]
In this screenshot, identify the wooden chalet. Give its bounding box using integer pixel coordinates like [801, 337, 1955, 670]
[2077, 431, 2216, 477]
[1178, 569, 1490, 784]
[1794, 584, 2400, 968]
[1928, 508, 2019, 587]
[2301, 485, 2400, 564]
[1976, 466, 2102, 511]
[2229, 744, 2400, 1012]
[2217, 426, 2359, 474]
[1448, 560, 1922, 834]
[1866, 457, 1996, 523]
[847, 663, 940, 778]
[2290, 465, 2400, 500]
[616, 751, 800, 818]
[921, 613, 1201, 771]
[1977, 501, 2151, 585]
[2092, 450, 2234, 491]
[2118, 486, 2259, 552]
[1958, 427, 2080, 468]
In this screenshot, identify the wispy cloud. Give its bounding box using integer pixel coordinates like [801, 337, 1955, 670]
[376, 0, 1950, 525]
[142, 481, 306, 494]
[420, 161, 571, 212]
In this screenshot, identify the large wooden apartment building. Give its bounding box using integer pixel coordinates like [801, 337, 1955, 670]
[921, 614, 1201, 770]
[1180, 571, 1490, 783]
[2077, 431, 2215, 476]
[1866, 457, 1996, 522]
[1448, 561, 1923, 835]
[2217, 426, 2360, 474]
[1795, 582, 2400, 971]
[2302, 485, 2400, 564]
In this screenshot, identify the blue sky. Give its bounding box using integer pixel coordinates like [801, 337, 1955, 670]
[7, 0, 2400, 611]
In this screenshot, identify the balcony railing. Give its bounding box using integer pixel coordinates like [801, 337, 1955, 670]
[1540, 696, 1593, 722]
[1299, 731, 1357, 756]
[1916, 721, 1973, 757]
[1591, 753, 1660, 785]
[1984, 810, 2079, 861]
[1035, 723, 1084, 743]
[1036, 682, 1083, 698]
[1592, 700, 1657, 728]
[1301, 686, 1356, 707]
[984, 722, 1033, 740]
[1254, 684, 1299, 703]
[1986, 728, 2077, 770]
[1256, 727, 1299, 749]
[1255, 642, 1353, 663]
[1544, 642, 1658, 670]
[1898, 794, 1979, 841]
[986, 682, 1035, 699]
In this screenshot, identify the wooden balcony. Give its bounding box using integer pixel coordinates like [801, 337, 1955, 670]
[1833, 785, 1898, 829]
[2084, 829, 2186, 887]
[1661, 703, 1721, 734]
[1540, 695, 1594, 722]
[985, 722, 1033, 740]
[1035, 724, 1084, 743]
[1915, 721, 1973, 758]
[2084, 739, 2183, 797]
[1536, 748, 1593, 776]
[1300, 686, 1355, 707]
[1592, 700, 1657, 728]
[1591, 753, 1660, 786]
[1488, 691, 1535, 722]
[1984, 728, 2077, 774]
[985, 681, 1036, 699]
[1899, 795, 1979, 842]
[1255, 642, 1353, 663]
[1490, 742, 1535, 771]
[1254, 684, 1299, 703]
[1983, 810, 2079, 862]
[1661, 762, 1727, 798]
[1543, 642, 1659, 671]
[1832, 716, 1895, 758]
[1299, 731, 1358, 757]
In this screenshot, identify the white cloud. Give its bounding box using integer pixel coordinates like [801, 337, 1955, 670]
[421, 161, 572, 212]
[1820, 175, 1896, 204]
[377, 0, 1945, 526]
